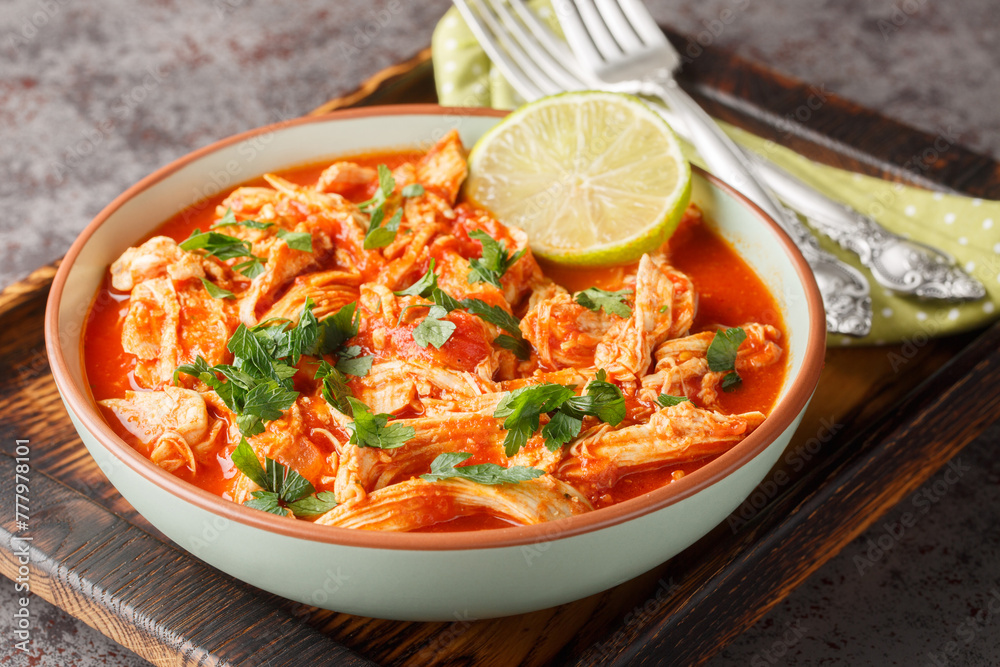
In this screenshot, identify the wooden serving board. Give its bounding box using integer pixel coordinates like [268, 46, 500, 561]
[4, 32, 1000, 667]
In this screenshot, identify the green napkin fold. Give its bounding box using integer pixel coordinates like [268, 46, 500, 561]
[432, 5, 1000, 345]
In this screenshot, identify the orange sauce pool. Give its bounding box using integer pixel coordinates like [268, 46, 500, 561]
[83, 149, 787, 529]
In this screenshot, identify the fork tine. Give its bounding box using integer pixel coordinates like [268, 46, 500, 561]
[592, 0, 643, 51]
[486, 0, 586, 93]
[570, 0, 623, 59]
[616, 0, 668, 47]
[506, 0, 591, 89]
[453, 0, 548, 100]
[551, 0, 606, 69]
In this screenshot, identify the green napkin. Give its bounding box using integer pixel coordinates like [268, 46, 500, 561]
[432, 5, 1000, 345]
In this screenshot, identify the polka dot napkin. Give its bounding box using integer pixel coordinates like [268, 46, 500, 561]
[431, 5, 1000, 345]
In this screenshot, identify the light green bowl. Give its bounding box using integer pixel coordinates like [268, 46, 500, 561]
[46, 106, 825, 621]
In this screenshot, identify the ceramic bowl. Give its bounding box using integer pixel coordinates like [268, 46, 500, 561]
[45, 105, 825, 621]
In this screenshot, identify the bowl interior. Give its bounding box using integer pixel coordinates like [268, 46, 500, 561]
[47, 106, 824, 552]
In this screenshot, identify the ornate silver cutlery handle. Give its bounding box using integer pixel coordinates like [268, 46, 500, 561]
[753, 158, 987, 302]
[648, 88, 873, 335]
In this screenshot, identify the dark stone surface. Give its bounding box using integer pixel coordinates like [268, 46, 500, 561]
[2, 1, 998, 665]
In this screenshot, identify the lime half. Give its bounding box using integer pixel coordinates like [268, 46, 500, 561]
[465, 91, 691, 266]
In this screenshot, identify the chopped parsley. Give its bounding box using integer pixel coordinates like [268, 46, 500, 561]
[360, 165, 426, 250]
[344, 397, 415, 449]
[276, 228, 313, 253]
[180, 228, 267, 279]
[706, 327, 747, 392]
[466, 229, 526, 289]
[421, 452, 544, 485]
[657, 394, 691, 407]
[199, 277, 235, 300]
[412, 305, 457, 349]
[314, 360, 353, 416]
[231, 437, 338, 518]
[175, 298, 370, 435]
[394, 258, 440, 297]
[575, 287, 634, 318]
[493, 370, 625, 456]
[211, 208, 275, 231]
[394, 263, 530, 359]
[364, 206, 403, 250]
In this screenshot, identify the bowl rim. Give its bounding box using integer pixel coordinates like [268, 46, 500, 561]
[45, 103, 826, 552]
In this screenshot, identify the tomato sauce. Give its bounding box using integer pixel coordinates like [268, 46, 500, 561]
[83, 149, 787, 529]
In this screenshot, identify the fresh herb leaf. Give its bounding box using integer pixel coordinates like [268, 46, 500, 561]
[231, 438, 268, 489]
[397, 270, 528, 356]
[174, 355, 221, 389]
[286, 491, 339, 517]
[180, 230, 252, 259]
[358, 164, 396, 213]
[244, 490, 288, 517]
[706, 327, 747, 372]
[358, 167, 429, 248]
[315, 360, 353, 416]
[461, 298, 521, 337]
[575, 287, 634, 319]
[231, 438, 336, 518]
[276, 228, 313, 252]
[181, 227, 269, 279]
[494, 384, 577, 456]
[178, 301, 347, 436]
[277, 466, 315, 503]
[421, 452, 544, 485]
[562, 370, 626, 426]
[364, 206, 403, 249]
[211, 208, 274, 230]
[433, 287, 464, 313]
[461, 297, 530, 360]
[336, 354, 373, 377]
[492, 370, 624, 455]
[394, 259, 438, 298]
[317, 301, 361, 355]
[494, 333, 531, 360]
[400, 183, 425, 198]
[281, 299, 318, 363]
[241, 380, 298, 423]
[466, 229, 526, 289]
[412, 304, 457, 349]
[721, 372, 743, 392]
[345, 397, 415, 449]
[232, 256, 267, 279]
[228, 324, 278, 380]
[541, 410, 583, 451]
[657, 394, 691, 407]
[707, 327, 747, 393]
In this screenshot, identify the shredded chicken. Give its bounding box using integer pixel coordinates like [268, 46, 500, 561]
[316, 476, 592, 530]
[639, 323, 783, 407]
[96, 131, 785, 533]
[593, 254, 678, 388]
[100, 387, 221, 473]
[559, 400, 766, 490]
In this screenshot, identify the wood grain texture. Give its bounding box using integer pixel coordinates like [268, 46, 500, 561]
[0, 456, 377, 667]
[2, 27, 1000, 667]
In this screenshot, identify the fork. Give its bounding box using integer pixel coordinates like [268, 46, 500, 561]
[557, 0, 984, 304]
[454, 0, 873, 336]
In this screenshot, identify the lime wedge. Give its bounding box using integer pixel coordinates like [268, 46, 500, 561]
[465, 91, 691, 266]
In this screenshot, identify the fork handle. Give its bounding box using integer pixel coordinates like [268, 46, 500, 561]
[646, 78, 873, 336]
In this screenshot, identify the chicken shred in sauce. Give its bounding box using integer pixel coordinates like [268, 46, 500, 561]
[84, 131, 787, 532]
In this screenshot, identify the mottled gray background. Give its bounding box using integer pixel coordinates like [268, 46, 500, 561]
[2, 0, 999, 665]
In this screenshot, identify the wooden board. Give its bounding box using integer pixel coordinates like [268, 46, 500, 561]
[3, 32, 1000, 667]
